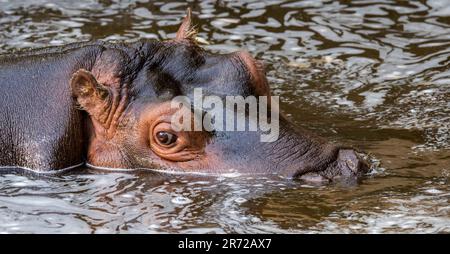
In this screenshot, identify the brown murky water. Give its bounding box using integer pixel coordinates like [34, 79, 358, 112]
[0, 0, 449, 233]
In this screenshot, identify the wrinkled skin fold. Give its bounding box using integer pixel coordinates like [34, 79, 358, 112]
[0, 10, 369, 183]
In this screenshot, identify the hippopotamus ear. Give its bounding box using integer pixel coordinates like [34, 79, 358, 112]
[175, 8, 197, 41]
[70, 69, 111, 113]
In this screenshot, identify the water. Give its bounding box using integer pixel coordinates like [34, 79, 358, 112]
[0, 0, 449, 233]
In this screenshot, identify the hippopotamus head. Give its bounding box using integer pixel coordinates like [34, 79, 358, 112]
[70, 10, 369, 183]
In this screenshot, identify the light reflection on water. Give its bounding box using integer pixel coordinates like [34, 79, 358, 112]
[0, 0, 449, 233]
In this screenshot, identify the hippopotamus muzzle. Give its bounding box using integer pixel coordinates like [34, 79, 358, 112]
[296, 149, 369, 183]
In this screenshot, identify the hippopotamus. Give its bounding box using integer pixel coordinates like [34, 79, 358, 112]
[0, 9, 369, 183]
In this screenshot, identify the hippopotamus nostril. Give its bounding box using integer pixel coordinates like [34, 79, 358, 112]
[337, 149, 369, 175]
[309, 148, 370, 182]
[345, 158, 357, 173]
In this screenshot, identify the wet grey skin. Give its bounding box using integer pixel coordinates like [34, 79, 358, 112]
[0, 37, 369, 183]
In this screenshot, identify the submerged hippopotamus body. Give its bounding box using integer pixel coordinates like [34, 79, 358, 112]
[0, 10, 369, 183]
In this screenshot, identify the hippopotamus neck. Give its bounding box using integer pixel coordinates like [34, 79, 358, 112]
[0, 42, 111, 172]
[0, 40, 162, 172]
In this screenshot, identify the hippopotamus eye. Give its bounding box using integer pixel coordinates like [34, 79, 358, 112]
[155, 131, 178, 146]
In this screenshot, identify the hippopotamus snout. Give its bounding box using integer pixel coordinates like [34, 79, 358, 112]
[299, 148, 369, 183]
[332, 149, 369, 178]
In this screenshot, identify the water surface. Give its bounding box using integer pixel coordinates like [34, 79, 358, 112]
[0, 0, 449, 233]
